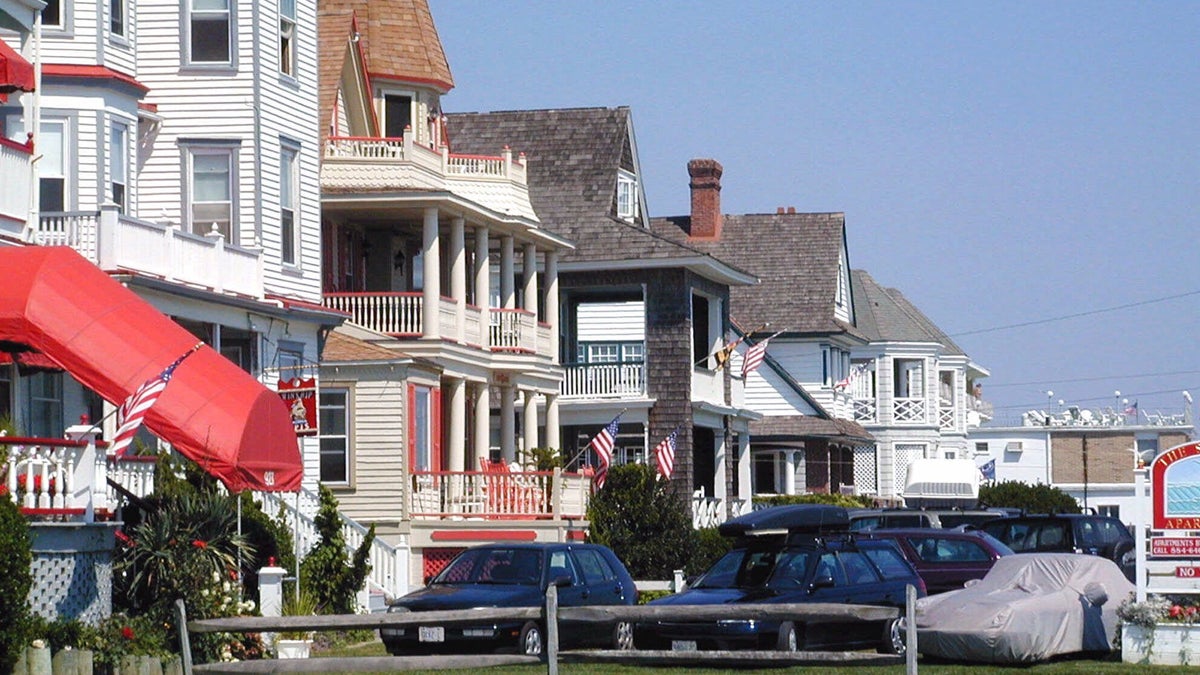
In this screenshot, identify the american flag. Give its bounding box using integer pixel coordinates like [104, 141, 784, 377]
[590, 414, 623, 490]
[835, 362, 870, 391]
[1124, 400, 1139, 417]
[109, 344, 202, 458]
[741, 338, 771, 377]
[654, 426, 680, 480]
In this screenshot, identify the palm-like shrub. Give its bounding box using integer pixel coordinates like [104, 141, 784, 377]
[0, 497, 32, 672]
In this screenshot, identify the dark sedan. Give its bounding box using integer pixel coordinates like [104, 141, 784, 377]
[980, 513, 1136, 581]
[859, 528, 1013, 594]
[380, 543, 636, 656]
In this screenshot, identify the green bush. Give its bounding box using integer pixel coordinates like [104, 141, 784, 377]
[238, 492, 296, 606]
[753, 493, 875, 508]
[979, 480, 1081, 514]
[0, 496, 32, 672]
[587, 463, 697, 579]
[299, 485, 374, 615]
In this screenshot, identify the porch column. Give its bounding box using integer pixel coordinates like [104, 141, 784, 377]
[783, 450, 797, 496]
[447, 377, 466, 472]
[474, 226, 490, 347]
[500, 235, 515, 309]
[522, 243, 538, 318]
[421, 208, 440, 339]
[500, 385, 516, 462]
[473, 383, 491, 465]
[713, 429, 728, 503]
[545, 251, 559, 360]
[522, 389, 539, 457]
[545, 393, 560, 452]
[738, 433, 751, 505]
[449, 216, 466, 343]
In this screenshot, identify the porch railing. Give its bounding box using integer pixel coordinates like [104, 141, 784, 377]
[691, 491, 726, 530]
[2, 428, 105, 519]
[939, 405, 955, 430]
[561, 362, 645, 398]
[489, 308, 537, 352]
[324, 292, 423, 335]
[893, 397, 926, 424]
[0, 135, 32, 225]
[854, 397, 877, 423]
[408, 468, 590, 520]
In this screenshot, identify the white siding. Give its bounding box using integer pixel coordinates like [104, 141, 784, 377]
[740, 342, 819, 417]
[329, 373, 408, 524]
[33, 0, 103, 65]
[577, 301, 644, 342]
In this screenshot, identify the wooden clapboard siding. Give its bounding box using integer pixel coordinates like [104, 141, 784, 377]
[743, 347, 818, 417]
[332, 373, 407, 523]
[36, 0, 102, 65]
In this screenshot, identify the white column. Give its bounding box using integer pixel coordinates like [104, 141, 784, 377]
[474, 383, 491, 466]
[447, 378, 466, 472]
[450, 216, 466, 343]
[783, 450, 797, 495]
[714, 429, 727, 502]
[421, 207, 440, 339]
[545, 251, 559, 360]
[523, 242, 538, 318]
[738, 433, 751, 504]
[523, 390, 539, 456]
[500, 385, 516, 462]
[500, 235, 515, 309]
[545, 393, 560, 452]
[474, 226, 490, 346]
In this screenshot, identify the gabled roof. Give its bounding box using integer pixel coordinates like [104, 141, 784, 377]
[652, 213, 866, 339]
[322, 328, 409, 363]
[446, 107, 755, 285]
[851, 269, 965, 355]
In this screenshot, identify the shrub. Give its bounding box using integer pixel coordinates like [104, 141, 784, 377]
[753, 493, 875, 508]
[690, 526, 733, 577]
[0, 497, 32, 672]
[979, 480, 1080, 514]
[587, 463, 697, 579]
[299, 485, 374, 615]
[238, 492, 296, 605]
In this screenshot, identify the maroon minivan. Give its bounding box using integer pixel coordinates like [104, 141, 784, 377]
[859, 528, 1013, 595]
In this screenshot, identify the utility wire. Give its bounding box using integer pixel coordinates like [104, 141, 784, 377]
[984, 369, 1200, 389]
[948, 289, 1200, 338]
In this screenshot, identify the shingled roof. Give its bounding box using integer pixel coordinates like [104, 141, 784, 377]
[445, 108, 753, 281]
[322, 328, 410, 363]
[652, 213, 866, 339]
[852, 269, 964, 355]
[318, 0, 453, 139]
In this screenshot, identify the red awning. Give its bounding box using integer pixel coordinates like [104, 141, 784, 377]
[0, 350, 64, 373]
[0, 39, 35, 99]
[0, 246, 302, 492]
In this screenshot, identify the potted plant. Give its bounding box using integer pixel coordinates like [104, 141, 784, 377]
[276, 590, 318, 659]
[1118, 594, 1200, 665]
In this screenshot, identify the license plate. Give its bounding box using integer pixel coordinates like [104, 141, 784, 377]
[418, 626, 444, 642]
[671, 640, 697, 651]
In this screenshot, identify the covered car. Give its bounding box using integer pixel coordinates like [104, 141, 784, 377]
[915, 553, 1134, 663]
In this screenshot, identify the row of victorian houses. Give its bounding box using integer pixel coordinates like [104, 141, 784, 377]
[2, 0, 1189, 619]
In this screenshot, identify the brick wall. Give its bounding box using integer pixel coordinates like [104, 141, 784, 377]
[1052, 432, 1135, 484]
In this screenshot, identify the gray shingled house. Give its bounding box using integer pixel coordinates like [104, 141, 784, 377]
[447, 107, 762, 526]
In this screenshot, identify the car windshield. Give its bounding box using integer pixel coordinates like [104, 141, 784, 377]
[431, 547, 543, 585]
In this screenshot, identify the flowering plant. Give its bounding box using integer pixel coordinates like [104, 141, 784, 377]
[1118, 594, 1200, 628]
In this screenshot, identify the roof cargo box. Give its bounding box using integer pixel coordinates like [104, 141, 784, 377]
[902, 458, 980, 509]
[717, 504, 850, 538]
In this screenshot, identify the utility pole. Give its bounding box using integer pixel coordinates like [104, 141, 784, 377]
[1082, 435, 1089, 511]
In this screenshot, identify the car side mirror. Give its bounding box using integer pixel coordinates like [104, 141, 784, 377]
[552, 574, 573, 588]
[808, 575, 835, 591]
[1083, 582, 1108, 607]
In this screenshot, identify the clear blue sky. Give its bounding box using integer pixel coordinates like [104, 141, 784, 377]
[430, 1, 1199, 424]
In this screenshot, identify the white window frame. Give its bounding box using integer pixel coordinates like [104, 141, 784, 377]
[11, 116, 71, 213]
[26, 371, 64, 438]
[183, 143, 238, 241]
[378, 89, 416, 139]
[318, 387, 350, 485]
[185, 0, 233, 66]
[41, 0, 66, 30]
[616, 169, 639, 221]
[110, 0, 126, 38]
[279, 0, 297, 77]
[280, 144, 299, 266]
[110, 121, 129, 213]
[412, 385, 433, 472]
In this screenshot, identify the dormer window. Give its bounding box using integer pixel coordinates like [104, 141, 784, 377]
[382, 93, 413, 139]
[616, 170, 639, 221]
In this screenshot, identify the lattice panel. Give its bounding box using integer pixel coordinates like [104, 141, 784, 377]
[422, 547, 465, 582]
[893, 444, 927, 496]
[29, 551, 112, 626]
[853, 445, 877, 494]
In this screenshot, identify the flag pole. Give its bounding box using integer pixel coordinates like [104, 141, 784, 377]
[700, 322, 770, 369]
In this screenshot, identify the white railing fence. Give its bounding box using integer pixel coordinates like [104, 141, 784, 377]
[2, 425, 106, 519]
[323, 292, 423, 335]
[893, 397, 926, 424]
[560, 362, 645, 398]
[408, 468, 590, 520]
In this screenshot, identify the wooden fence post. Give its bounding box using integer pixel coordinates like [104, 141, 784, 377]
[906, 583, 917, 675]
[175, 599, 194, 675]
[545, 583, 558, 675]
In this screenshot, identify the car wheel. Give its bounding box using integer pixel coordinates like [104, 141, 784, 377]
[776, 621, 798, 652]
[612, 621, 635, 650]
[519, 621, 543, 656]
[878, 617, 906, 656]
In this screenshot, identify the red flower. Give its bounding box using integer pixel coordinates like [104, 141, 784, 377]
[121, 626, 135, 640]
[114, 530, 135, 546]
[192, 539, 208, 549]
[1171, 605, 1185, 618]
[1188, 606, 1198, 617]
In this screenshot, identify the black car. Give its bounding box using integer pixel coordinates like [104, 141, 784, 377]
[979, 513, 1135, 581]
[380, 543, 636, 656]
[638, 505, 927, 655]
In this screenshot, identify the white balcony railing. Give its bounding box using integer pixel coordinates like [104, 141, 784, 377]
[489, 308, 537, 352]
[854, 398, 878, 423]
[939, 405, 956, 430]
[692, 491, 725, 529]
[894, 397, 927, 424]
[408, 469, 590, 520]
[561, 362, 645, 399]
[35, 206, 265, 298]
[324, 292, 422, 335]
[2, 427, 106, 520]
[321, 136, 537, 221]
[0, 135, 32, 226]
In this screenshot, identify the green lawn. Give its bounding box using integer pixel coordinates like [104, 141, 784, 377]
[318, 638, 1195, 674]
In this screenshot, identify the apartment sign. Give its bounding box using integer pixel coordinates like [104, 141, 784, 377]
[1152, 538, 1200, 557]
[1152, 441, 1200, 531]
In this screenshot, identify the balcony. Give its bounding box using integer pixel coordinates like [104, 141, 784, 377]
[561, 362, 645, 399]
[0, 135, 32, 227]
[323, 292, 552, 356]
[321, 136, 537, 222]
[893, 397, 927, 424]
[407, 469, 591, 520]
[35, 207, 264, 298]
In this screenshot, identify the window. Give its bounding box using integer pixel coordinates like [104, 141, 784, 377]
[692, 293, 713, 369]
[1099, 505, 1121, 520]
[37, 119, 67, 212]
[412, 385, 434, 472]
[187, 0, 231, 64]
[862, 546, 912, 581]
[839, 551, 880, 585]
[279, 0, 296, 76]
[185, 146, 236, 240]
[573, 549, 616, 584]
[280, 145, 299, 265]
[110, 0, 125, 37]
[616, 170, 638, 221]
[383, 93, 413, 138]
[42, 0, 63, 29]
[219, 326, 258, 373]
[318, 388, 349, 483]
[110, 122, 128, 212]
[622, 343, 644, 362]
[894, 358, 924, 397]
[588, 344, 619, 363]
[26, 372, 63, 438]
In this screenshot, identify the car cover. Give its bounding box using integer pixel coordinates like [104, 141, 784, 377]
[914, 553, 1134, 663]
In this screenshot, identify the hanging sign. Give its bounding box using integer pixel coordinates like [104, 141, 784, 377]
[278, 377, 318, 436]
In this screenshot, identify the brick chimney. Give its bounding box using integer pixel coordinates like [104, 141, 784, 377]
[687, 158, 723, 239]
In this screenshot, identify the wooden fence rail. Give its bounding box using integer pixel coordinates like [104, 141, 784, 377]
[178, 585, 919, 674]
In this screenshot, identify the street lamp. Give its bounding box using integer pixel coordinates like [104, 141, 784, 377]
[1047, 390, 1054, 411]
